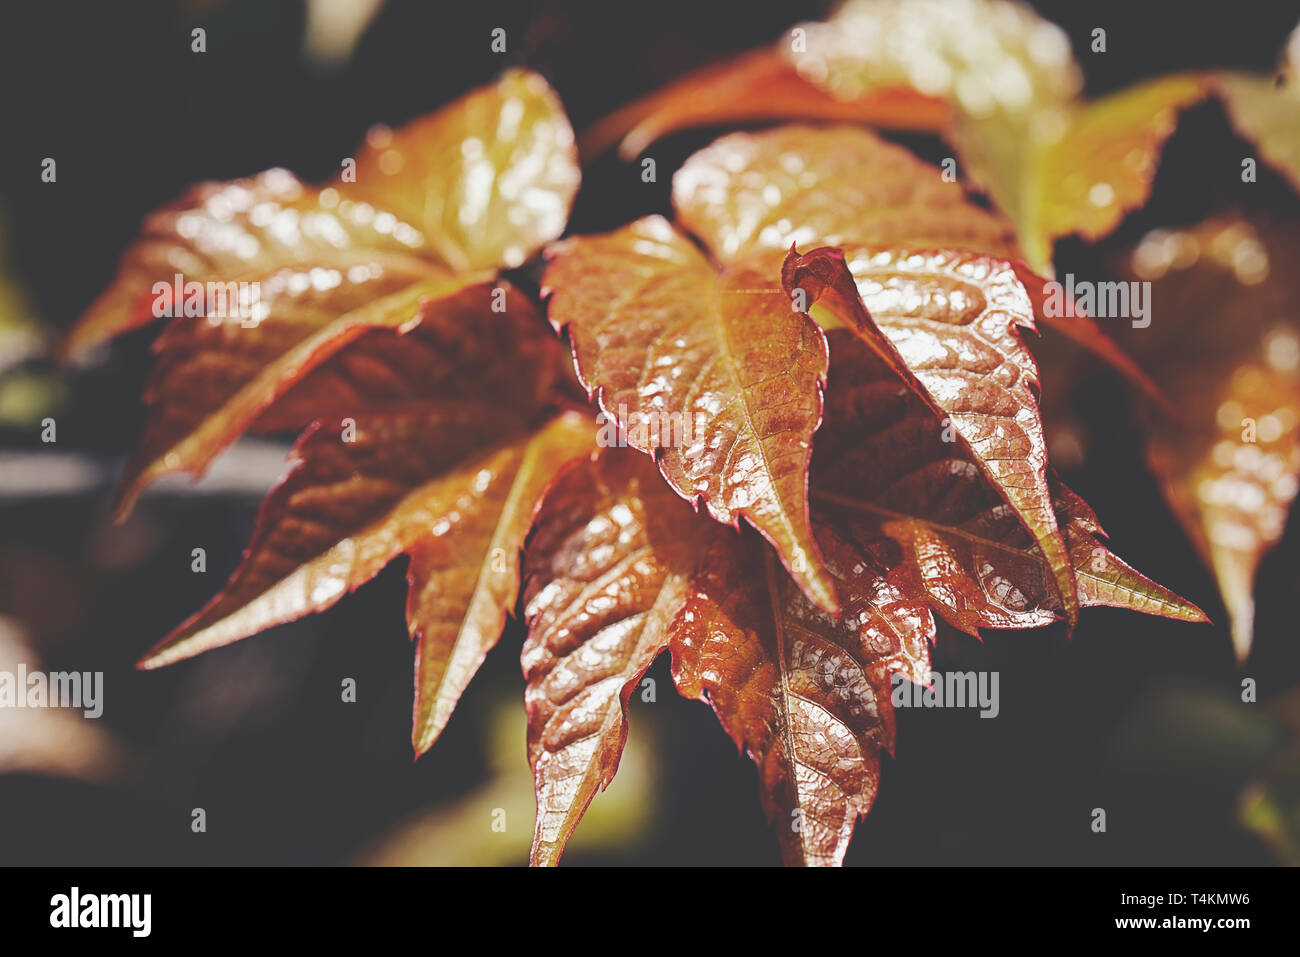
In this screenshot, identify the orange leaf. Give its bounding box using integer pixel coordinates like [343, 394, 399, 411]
[65, 69, 581, 517]
[141, 409, 596, 760]
[580, 47, 946, 161]
[543, 215, 839, 614]
[1118, 218, 1300, 660]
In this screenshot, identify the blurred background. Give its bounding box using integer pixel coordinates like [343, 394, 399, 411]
[1, 0, 1298, 865]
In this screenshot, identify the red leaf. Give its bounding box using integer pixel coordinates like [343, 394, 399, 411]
[785, 245, 1081, 630]
[522, 449, 724, 865]
[141, 408, 595, 757]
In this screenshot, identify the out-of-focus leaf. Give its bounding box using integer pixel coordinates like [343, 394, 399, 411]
[954, 74, 1207, 274]
[1119, 217, 1300, 661]
[0, 619, 122, 781]
[581, 47, 947, 161]
[64, 70, 581, 517]
[361, 699, 657, 866]
[787, 0, 1080, 115]
[542, 215, 839, 613]
[1032, 76, 1209, 249]
[792, 0, 1078, 275]
[521, 449, 724, 865]
[0, 206, 61, 426]
[348, 69, 580, 274]
[1219, 24, 1300, 192]
[1241, 688, 1300, 864]
[787, 0, 1204, 274]
[141, 409, 595, 756]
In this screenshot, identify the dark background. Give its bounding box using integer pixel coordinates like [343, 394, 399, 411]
[0, 0, 1298, 865]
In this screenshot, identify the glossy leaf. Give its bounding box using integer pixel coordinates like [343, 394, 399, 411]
[672, 124, 1154, 399]
[517, 336, 1202, 866]
[141, 408, 595, 755]
[349, 68, 581, 273]
[521, 449, 724, 865]
[670, 521, 931, 866]
[542, 215, 839, 613]
[785, 244, 1079, 629]
[61, 166, 442, 362]
[787, 0, 1079, 274]
[407, 412, 596, 755]
[520, 447, 934, 867]
[673, 124, 1020, 269]
[811, 330, 1205, 633]
[250, 282, 565, 433]
[65, 69, 581, 516]
[113, 272, 493, 519]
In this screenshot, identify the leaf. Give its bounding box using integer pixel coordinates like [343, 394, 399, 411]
[542, 215, 839, 614]
[141, 408, 596, 756]
[810, 330, 1205, 633]
[1119, 218, 1300, 660]
[1055, 484, 1207, 623]
[668, 332, 1200, 866]
[250, 282, 565, 433]
[407, 412, 596, 755]
[785, 0, 1081, 116]
[520, 446, 934, 866]
[1218, 24, 1300, 192]
[669, 520, 932, 867]
[1012, 262, 1172, 414]
[64, 69, 581, 516]
[780, 0, 1206, 274]
[957, 74, 1208, 274]
[784, 244, 1080, 630]
[521, 448, 723, 865]
[113, 272, 493, 519]
[786, 0, 1077, 275]
[349, 68, 581, 273]
[1032, 76, 1209, 247]
[673, 124, 1020, 269]
[518, 336, 1201, 867]
[61, 166, 439, 362]
[581, 47, 947, 161]
[672, 124, 1155, 401]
